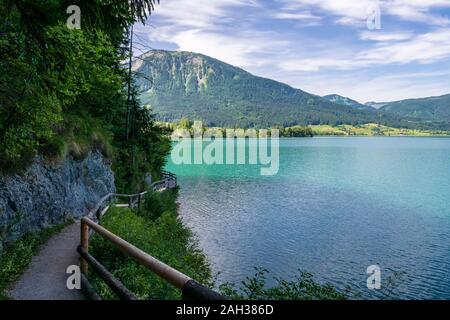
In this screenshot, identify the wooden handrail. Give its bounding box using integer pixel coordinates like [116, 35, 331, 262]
[78, 171, 225, 300]
[87, 172, 177, 220]
[80, 216, 224, 300]
[78, 246, 137, 300]
[81, 217, 192, 289]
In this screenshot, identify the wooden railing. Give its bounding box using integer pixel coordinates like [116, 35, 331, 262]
[78, 171, 225, 300]
[87, 171, 177, 220]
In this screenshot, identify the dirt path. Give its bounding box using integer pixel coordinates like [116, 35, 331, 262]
[8, 221, 85, 300]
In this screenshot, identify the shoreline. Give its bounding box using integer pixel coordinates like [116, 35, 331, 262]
[305, 135, 450, 138]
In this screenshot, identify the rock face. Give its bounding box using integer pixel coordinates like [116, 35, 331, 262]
[0, 151, 115, 250]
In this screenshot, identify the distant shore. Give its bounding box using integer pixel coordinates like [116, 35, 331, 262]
[310, 124, 450, 137]
[157, 121, 450, 138]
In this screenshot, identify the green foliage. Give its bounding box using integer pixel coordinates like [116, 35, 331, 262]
[220, 268, 350, 300]
[138, 188, 179, 221]
[379, 94, 450, 124]
[0, 220, 72, 300]
[0, 9, 122, 170]
[89, 189, 212, 300]
[0, 0, 170, 192]
[178, 117, 192, 129]
[0, 22, 62, 172]
[37, 113, 114, 161]
[112, 90, 171, 193]
[0, 5, 116, 172]
[1, 1, 159, 44]
[281, 126, 314, 137]
[160, 122, 316, 138]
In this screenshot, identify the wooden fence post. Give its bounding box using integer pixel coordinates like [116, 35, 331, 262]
[80, 220, 89, 275]
[96, 207, 102, 220]
[128, 196, 133, 208]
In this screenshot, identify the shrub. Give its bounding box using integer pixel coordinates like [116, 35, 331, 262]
[39, 135, 67, 159]
[220, 268, 351, 300]
[138, 188, 178, 221]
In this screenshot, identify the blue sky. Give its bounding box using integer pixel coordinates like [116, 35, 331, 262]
[134, 0, 450, 103]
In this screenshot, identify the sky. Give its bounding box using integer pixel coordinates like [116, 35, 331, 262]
[134, 0, 450, 103]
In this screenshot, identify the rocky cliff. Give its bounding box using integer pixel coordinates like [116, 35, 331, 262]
[0, 151, 115, 251]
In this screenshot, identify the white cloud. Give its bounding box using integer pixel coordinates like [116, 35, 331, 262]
[279, 58, 356, 72]
[150, 0, 257, 28]
[159, 28, 288, 67]
[137, 0, 450, 101]
[335, 72, 450, 102]
[141, 0, 278, 67]
[386, 2, 450, 26]
[279, 69, 450, 102]
[279, 29, 450, 71]
[281, 0, 379, 25]
[146, 1, 450, 71]
[360, 31, 414, 41]
[274, 11, 322, 22]
[358, 29, 450, 65]
[283, 0, 450, 26]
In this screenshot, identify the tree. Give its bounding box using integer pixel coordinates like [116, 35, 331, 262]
[0, 0, 169, 192]
[178, 117, 191, 129]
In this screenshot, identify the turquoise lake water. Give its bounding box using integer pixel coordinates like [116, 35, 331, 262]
[166, 137, 450, 299]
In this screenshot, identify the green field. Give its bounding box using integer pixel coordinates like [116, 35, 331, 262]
[311, 123, 450, 137]
[159, 121, 450, 137]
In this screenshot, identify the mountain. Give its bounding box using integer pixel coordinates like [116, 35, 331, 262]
[323, 94, 375, 111]
[133, 50, 385, 127]
[378, 94, 450, 123]
[132, 50, 448, 129]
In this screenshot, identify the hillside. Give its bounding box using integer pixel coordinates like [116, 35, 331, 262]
[378, 94, 450, 123]
[133, 50, 394, 128]
[365, 101, 388, 109]
[323, 94, 374, 111]
[133, 50, 450, 130]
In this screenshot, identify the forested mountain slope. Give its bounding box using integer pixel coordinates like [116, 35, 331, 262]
[133, 50, 401, 128]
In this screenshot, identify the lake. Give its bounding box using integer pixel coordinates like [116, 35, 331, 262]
[166, 137, 450, 299]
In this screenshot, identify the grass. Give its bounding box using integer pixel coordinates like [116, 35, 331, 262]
[0, 220, 73, 299]
[39, 113, 114, 164]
